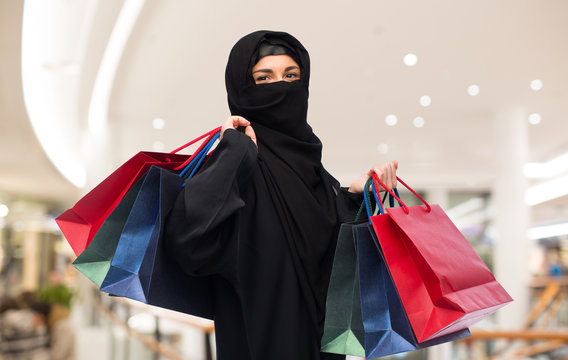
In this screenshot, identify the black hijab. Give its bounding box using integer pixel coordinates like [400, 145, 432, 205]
[225, 30, 339, 338]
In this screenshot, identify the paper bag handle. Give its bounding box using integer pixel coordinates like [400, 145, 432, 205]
[170, 126, 222, 171]
[371, 173, 431, 214]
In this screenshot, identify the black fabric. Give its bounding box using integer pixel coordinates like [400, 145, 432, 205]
[255, 41, 300, 65]
[164, 131, 360, 359]
[225, 30, 340, 338]
[164, 30, 363, 359]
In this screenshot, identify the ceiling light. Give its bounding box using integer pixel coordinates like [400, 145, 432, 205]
[153, 141, 165, 152]
[385, 114, 398, 126]
[152, 117, 165, 130]
[88, 0, 147, 136]
[0, 204, 8, 218]
[446, 197, 484, 221]
[527, 222, 568, 240]
[528, 113, 542, 125]
[21, 2, 89, 188]
[413, 117, 425, 128]
[467, 84, 480, 96]
[524, 152, 568, 179]
[377, 143, 389, 154]
[530, 79, 543, 91]
[403, 53, 418, 67]
[419, 95, 431, 107]
[525, 174, 568, 206]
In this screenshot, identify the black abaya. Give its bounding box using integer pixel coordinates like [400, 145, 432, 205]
[164, 30, 363, 359]
[165, 130, 360, 359]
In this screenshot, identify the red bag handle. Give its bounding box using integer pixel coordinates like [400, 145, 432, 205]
[170, 126, 222, 171]
[371, 173, 431, 214]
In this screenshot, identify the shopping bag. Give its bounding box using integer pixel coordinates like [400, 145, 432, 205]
[56, 127, 221, 255]
[71, 130, 216, 288]
[369, 174, 513, 342]
[100, 165, 213, 318]
[354, 180, 469, 358]
[72, 174, 146, 287]
[355, 223, 470, 358]
[321, 223, 365, 357]
[99, 132, 218, 318]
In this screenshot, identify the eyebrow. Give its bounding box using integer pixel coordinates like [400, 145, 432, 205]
[252, 66, 300, 75]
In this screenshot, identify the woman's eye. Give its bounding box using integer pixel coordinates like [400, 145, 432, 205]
[256, 75, 269, 82]
[285, 73, 298, 79]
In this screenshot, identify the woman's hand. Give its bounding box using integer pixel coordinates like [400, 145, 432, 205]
[348, 160, 398, 193]
[220, 116, 257, 147]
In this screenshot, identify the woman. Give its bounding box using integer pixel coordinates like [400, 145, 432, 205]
[165, 30, 397, 360]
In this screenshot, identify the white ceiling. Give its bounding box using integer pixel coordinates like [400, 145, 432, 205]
[1, 0, 567, 218]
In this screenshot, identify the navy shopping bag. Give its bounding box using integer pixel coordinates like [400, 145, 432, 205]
[99, 132, 219, 318]
[100, 165, 213, 318]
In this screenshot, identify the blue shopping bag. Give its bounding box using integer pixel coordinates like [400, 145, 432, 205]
[99, 133, 219, 318]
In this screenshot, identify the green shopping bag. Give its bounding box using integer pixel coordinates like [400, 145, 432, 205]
[72, 175, 145, 286]
[320, 223, 365, 357]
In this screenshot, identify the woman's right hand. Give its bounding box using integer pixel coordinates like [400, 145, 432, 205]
[220, 116, 257, 147]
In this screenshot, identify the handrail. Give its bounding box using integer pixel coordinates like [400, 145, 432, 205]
[469, 329, 568, 341]
[114, 297, 215, 333]
[92, 292, 185, 360]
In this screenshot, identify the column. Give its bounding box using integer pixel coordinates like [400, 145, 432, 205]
[491, 107, 530, 328]
[22, 230, 40, 291]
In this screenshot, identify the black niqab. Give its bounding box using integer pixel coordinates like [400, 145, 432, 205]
[225, 30, 339, 337]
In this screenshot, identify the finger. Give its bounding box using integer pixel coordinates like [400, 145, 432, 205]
[389, 162, 397, 189]
[230, 116, 250, 129]
[373, 166, 386, 191]
[377, 163, 393, 190]
[390, 161, 398, 188]
[221, 116, 250, 139]
[383, 164, 392, 190]
[245, 125, 257, 146]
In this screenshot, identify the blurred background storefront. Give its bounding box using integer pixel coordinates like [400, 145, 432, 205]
[1, 0, 568, 359]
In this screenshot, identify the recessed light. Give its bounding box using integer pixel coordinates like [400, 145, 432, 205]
[467, 84, 480, 96]
[153, 141, 165, 151]
[413, 117, 425, 128]
[377, 144, 389, 154]
[530, 79, 543, 91]
[419, 96, 431, 107]
[152, 118, 165, 130]
[385, 114, 398, 126]
[528, 113, 542, 125]
[403, 53, 418, 67]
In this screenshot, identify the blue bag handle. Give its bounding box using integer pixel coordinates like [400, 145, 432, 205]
[178, 131, 221, 184]
[361, 176, 403, 223]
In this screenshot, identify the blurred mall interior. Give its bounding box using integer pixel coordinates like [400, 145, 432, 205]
[1, 0, 568, 359]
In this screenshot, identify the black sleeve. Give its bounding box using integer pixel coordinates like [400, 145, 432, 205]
[335, 187, 364, 223]
[164, 129, 257, 278]
[323, 169, 365, 224]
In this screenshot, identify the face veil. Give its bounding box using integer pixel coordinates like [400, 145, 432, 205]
[225, 30, 340, 340]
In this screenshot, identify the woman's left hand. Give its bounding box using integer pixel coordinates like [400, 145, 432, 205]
[348, 160, 398, 193]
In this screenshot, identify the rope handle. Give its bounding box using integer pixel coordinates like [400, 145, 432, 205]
[371, 174, 431, 214]
[171, 126, 222, 171]
[178, 132, 220, 180]
[356, 176, 405, 222]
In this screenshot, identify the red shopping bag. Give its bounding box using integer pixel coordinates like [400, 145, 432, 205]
[56, 127, 221, 255]
[369, 174, 512, 343]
